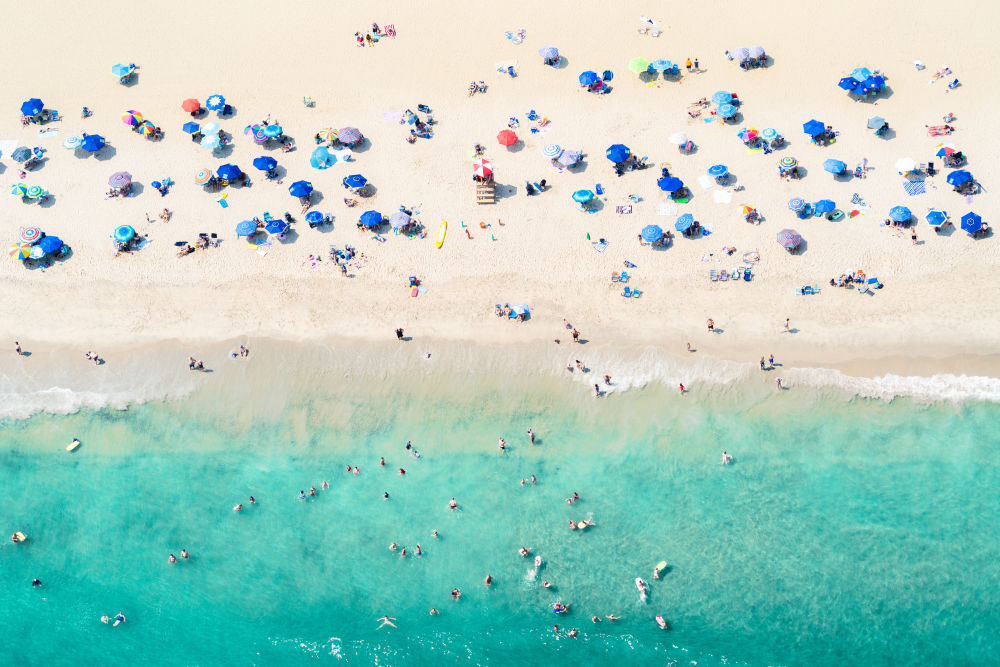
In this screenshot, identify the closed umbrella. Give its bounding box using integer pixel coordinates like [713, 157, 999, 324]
[761, 128, 778, 141]
[205, 94, 226, 111]
[925, 210, 947, 226]
[25, 186, 44, 200]
[641, 224, 663, 242]
[718, 104, 738, 118]
[888, 206, 911, 222]
[263, 124, 283, 138]
[252, 156, 277, 172]
[182, 121, 201, 135]
[814, 199, 836, 213]
[628, 57, 650, 73]
[777, 229, 802, 249]
[216, 164, 241, 181]
[650, 59, 672, 71]
[823, 159, 846, 174]
[19, 226, 41, 243]
[803, 120, 825, 136]
[947, 170, 972, 186]
[497, 129, 518, 146]
[113, 225, 136, 243]
[20, 98, 44, 116]
[708, 164, 728, 178]
[122, 110, 143, 126]
[572, 189, 594, 203]
[38, 236, 62, 254]
[895, 157, 917, 173]
[668, 132, 687, 145]
[194, 168, 212, 185]
[12, 147, 32, 162]
[779, 156, 798, 169]
[11, 183, 28, 197]
[539, 46, 559, 60]
[657, 176, 683, 192]
[235, 220, 257, 237]
[712, 91, 732, 105]
[389, 211, 411, 229]
[675, 213, 694, 232]
[578, 71, 599, 86]
[343, 174, 368, 189]
[961, 212, 983, 233]
[289, 181, 313, 197]
[81, 135, 105, 152]
[181, 98, 200, 112]
[108, 172, 131, 188]
[606, 144, 630, 163]
[542, 143, 562, 158]
[472, 158, 492, 179]
[63, 136, 83, 149]
[9, 243, 32, 259]
[338, 127, 363, 144]
[360, 210, 383, 227]
[201, 134, 220, 150]
[788, 197, 806, 211]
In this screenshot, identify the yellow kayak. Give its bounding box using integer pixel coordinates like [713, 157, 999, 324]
[436, 221, 447, 248]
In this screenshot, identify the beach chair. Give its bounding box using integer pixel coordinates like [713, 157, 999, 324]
[709, 269, 718, 281]
[622, 286, 632, 297]
[619, 271, 629, 282]
[743, 267, 752, 281]
[719, 269, 729, 282]
[611, 272, 620, 282]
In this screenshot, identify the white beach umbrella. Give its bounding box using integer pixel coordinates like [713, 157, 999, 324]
[894, 157, 917, 173]
[668, 132, 687, 145]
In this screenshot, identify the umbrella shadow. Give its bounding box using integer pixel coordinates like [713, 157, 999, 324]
[277, 228, 300, 244]
[215, 143, 235, 158]
[638, 71, 657, 84]
[94, 145, 118, 161]
[122, 73, 140, 87]
[361, 184, 379, 198]
[879, 127, 896, 140]
[129, 182, 145, 197]
[833, 171, 854, 183]
[218, 105, 237, 119]
[791, 239, 809, 255]
[495, 182, 517, 200]
[350, 138, 371, 153]
[310, 190, 325, 206]
[506, 142, 524, 153]
[554, 56, 569, 70]
[38, 193, 56, 208]
[935, 224, 956, 237]
[312, 219, 336, 233]
[269, 166, 289, 181]
[568, 158, 588, 173]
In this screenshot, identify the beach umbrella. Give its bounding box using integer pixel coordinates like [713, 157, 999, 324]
[305, 211, 324, 225]
[497, 129, 518, 146]
[961, 212, 983, 233]
[9, 243, 31, 259]
[38, 236, 62, 254]
[777, 229, 802, 249]
[606, 144, 630, 163]
[947, 170, 972, 186]
[29, 245, 45, 259]
[360, 210, 383, 227]
[316, 128, 336, 142]
[201, 121, 220, 135]
[788, 197, 806, 211]
[737, 127, 757, 142]
[244, 124, 261, 136]
[12, 147, 31, 162]
[657, 176, 683, 192]
[717, 104, 738, 118]
[803, 119, 825, 136]
[194, 168, 212, 185]
[472, 158, 492, 179]
[641, 224, 663, 242]
[708, 164, 728, 178]
[814, 199, 836, 213]
[557, 150, 581, 167]
[205, 94, 226, 111]
[263, 124, 283, 138]
[823, 159, 846, 174]
[201, 134, 220, 150]
[732, 47, 750, 61]
[265, 219, 288, 234]
[712, 91, 732, 105]
[338, 127, 363, 144]
[894, 157, 917, 173]
[867, 116, 887, 130]
[779, 156, 798, 169]
[542, 143, 562, 158]
[850, 67, 872, 82]
[578, 71, 599, 86]
[761, 128, 778, 141]
[668, 132, 687, 145]
[19, 226, 41, 243]
[289, 180, 313, 197]
[926, 210, 947, 226]
[538, 46, 559, 60]
[113, 225, 135, 243]
[838, 77, 860, 91]
[81, 135, 105, 152]
[864, 75, 885, 91]
[748, 45, 765, 58]
[628, 57, 650, 73]
[111, 63, 130, 77]
[25, 186, 44, 199]
[389, 211, 411, 229]
[122, 110, 143, 126]
[182, 121, 201, 135]
[235, 220, 257, 237]
[572, 189, 595, 203]
[343, 173, 368, 189]
[675, 213, 694, 232]
[139, 121, 156, 136]
[310, 146, 334, 169]
[650, 59, 672, 71]
[253, 127, 267, 143]
[108, 172, 131, 188]
[20, 98, 43, 117]
[63, 135, 83, 149]
[888, 206, 911, 222]
[181, 98, 201, 112]
[216, 164, 241, 181]
[935, 145, 957, 157]
[252, 156, 277, 172]
[11, 183, 28, 197]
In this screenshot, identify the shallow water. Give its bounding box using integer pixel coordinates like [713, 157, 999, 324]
[2, 357, 999, 666]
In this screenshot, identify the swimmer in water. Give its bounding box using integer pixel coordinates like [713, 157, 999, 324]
[530, 474, 537, 485]
[429, 608, 439, 615]
[449, 498, 457, 511]
[168, 554, 177, 564]
[484, 574, 492, 586]
[542, 581, 551, 588]
[527, 428, 534, 444]
[181, 549, 189, 559]
[309, 486, 316, 496]
[346, 465, 352, 472]
[721, 451, 733, 465]
[114, 612, 126, 626]
[415, 543, 422, 555]
[32, 578, 41, 587]
[400, 547, 407, 557]
[498, 438, 506, 454]
[399, 468, 406, 475]
[390, 542, 398, 551]
[249, 496, 256, 504]
[520, 478, 526, 486]
[384, 491, 389, 500]
[321, 481, 329, 489]
[519, 547, 530, 557]
[101, 615, 110, 624]
[451, 588, 461, 600]
[233, 504, 243, 512]
[376, 616, 397, 629]
[592, 615, 601, 623]
[299, 490, 307, 500]
[572, 492, 579, 501]
[569, 519, 577, 529]
[432, 529, 438, 539]
[535, 556, 542, 567]
[353, 467, 359, 475]
[379, 457, 385, 466]
[606, 614, 620, 621]
[569, 628, 578, 638]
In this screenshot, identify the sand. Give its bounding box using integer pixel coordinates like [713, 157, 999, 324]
[1, 0, 998, 383]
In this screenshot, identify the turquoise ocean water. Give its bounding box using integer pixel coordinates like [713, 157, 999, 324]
[3, 353, 1000, 666]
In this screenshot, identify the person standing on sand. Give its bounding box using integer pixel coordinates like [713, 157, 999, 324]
[769, 354, 775, 368]
[707, 318, 715, 333]
[776, 378, 783, 389]
[686, 342, 691, 353]
[679, 383, 685, 393]
[911, 229, 918, 245]
[395, 328, 404, 341]
[572, 328, 580, 343]
[783, 318, 790, 333]
[760, 356, 766, 371]
[15, 341, 22, 355]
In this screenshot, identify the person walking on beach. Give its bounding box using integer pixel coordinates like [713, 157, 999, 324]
[572, 328, 580, 343]
[776, 378, 783, 389]
[783, 318, 790, 333]
[911, 229, 918, 245]
[686, 342, 691, 353]
[685, 58, 692, 71]
[768, 354, 775, 368]
[594, 383, 601, 397]
[679, 383, 685, 394]
[707, 318, 715, 333]
[14, 341, 22, 355]
[694, 58, 700, 71]
[760, 356, 766, 371]
[395, 328, 404, 341]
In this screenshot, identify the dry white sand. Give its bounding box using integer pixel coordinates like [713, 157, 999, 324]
[1, 0, 998, 379]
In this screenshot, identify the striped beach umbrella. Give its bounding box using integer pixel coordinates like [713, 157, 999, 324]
[253, 127, 267, 143]
[113, 225, 136, 243]
[205, 94, 225, 111]
[788, 197, 806, 212]
[779, 156, 798, 169]
[472, 158, 492, 179]
[389, 211, 411, 229]
[776, 229, 802, 249]
[63, 135, 83, 149]
[25, 186, 45, 199]
[9, 243, 31, 259]
[108, 172, 131, 188]
[122, 110, 143, 126]
[244, 124, 261, 136]
[761, 128, 779, 141]
[263, 124, 283, 138]
[542, 143, 562, 158]
[338, 127, 363, 144]
[19, 226, 41, 243]
[11, 183, 28, 197]
[12, 147, 31, 162]
[201, 134, 220, 150]
[316, 128, 337, 142]
[194, 168, 212, 185]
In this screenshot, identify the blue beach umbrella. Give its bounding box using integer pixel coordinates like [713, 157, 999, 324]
[803, 119, 825, 136]
[961, 212, 982, 233]
[712, 91, 732, 105]
[265, 219, 288, 234]
[12, 147, 31, 162]
[823, 159, 846, 174]
[675, 213, 694, 232]
[200, 134, 220, 150]
[888, 206, 911, 222]
[113, 225, 135, 242]
[235, 220, 257, 237]
[81, 135, 105, 152]
[310, 146, 334, 169]
[606, 144, 630, 163]
[572, 189, 595, 203]
[538, 46, 559, 60]
[343, 174, 367, 189]
[216, 163, 241, 181]
[360, 210, 383, 227]
[788, 197, 806, 212]
[947, 170, 972, 186]
[657, 176, 683, 192]
[814, 199, 836, 213]
[925, 210, 947, 226]
[850, 67, 872, 82]
[305, 210, 324, 225]
[20, 98, 43, 116]
[650, 59, 672, 71]
[641, 224, 663, 242]
[111, 63, 131, 77]
[252, 156, 277, 171]
[761, 128, 778, 141]
[579, 71, 599, 86]
[717, 104, 737, 118]
[205, 94, 226, 111]
[182, 121, 201, 134]
[708, 164, 728, 178]
[864, 75, 885, 91]
[289, 180, 313, 197]
[38, 236, 63, 254]
[263, 124, 283, 138]
[867, 116, 887, 129]
[838, 77, 860, 91]
[542, 143, 562, 158]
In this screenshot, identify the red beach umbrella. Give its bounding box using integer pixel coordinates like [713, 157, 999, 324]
[497, 129, 518, 146]
[181, 98, 201, 113]
[473, 158, 493, 178]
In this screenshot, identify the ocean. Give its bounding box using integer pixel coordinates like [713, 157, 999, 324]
[2, 341, 999, 666]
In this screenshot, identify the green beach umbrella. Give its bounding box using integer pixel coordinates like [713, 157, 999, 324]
[628, 57, 650, 74]
[11, 183, 27, 197]
[25, 186, 44, 199]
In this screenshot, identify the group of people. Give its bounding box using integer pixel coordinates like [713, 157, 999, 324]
[354, 22, 395, 47]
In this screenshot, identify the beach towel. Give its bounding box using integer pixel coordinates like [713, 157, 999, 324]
[0, 140, 17, 159]
[383, 110, 404, 123]
[903, 180, 926, 196]
[713, 190, 733, 204]
[385, 24, 396, 37]
[615, 205, 633, 214]
[36, 129, 57, 138]
[697, 174, 714, 190]
[656, 202, 677, 216]
[256, 248, 268, 257]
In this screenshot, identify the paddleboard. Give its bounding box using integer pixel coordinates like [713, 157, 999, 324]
[13, 532, 27, 543]
[66, 438, 81, 452]
[655, 561, 667, 572]
[436, 221, 447, 248]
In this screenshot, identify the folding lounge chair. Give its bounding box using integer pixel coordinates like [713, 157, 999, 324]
[622, 286, 632, 297]
[719, 269, 729, 281]
[709, 269, 718, 281]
